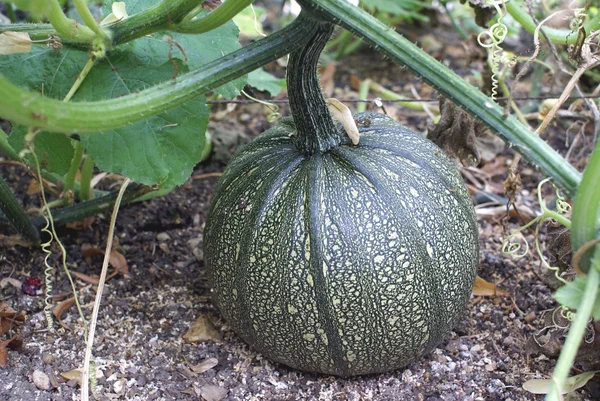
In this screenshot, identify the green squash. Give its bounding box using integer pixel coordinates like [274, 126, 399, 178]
[204, 12, 478, 377]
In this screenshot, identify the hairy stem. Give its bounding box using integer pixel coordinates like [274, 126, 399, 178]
[174, 0, 255, 34]
[506, 1, 600, 45]
[108, 0, 201, 45]
[9, 0, 96, 43]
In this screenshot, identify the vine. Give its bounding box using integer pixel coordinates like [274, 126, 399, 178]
[502, 178, 572, 284]
[477, 0, 515, 102]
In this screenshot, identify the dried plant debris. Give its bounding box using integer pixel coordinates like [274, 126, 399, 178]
[472, 276, 509, 297]
[427, 97, 488, 166]
[183, 315, 222, 343]
[459, 0, 498, 27]
[0, 336, 23, 368]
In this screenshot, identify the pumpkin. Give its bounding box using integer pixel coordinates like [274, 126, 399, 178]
[204, 12, 478, 377]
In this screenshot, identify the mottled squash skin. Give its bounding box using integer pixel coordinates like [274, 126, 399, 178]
[204, 112, 479, 377]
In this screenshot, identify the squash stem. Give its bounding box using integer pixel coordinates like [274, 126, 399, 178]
[287, 13, 339, 154]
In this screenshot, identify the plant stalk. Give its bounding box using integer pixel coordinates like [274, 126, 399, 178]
[8, 0, 96, 43]
[546, 258, 600, 400]
[108, 0, 202, 45]
[0, 16, 313, 133]
[300, 0, 582, 197]
[173, 0, 255, 34]
[0, 175, 40, 243]
[571, 141, 600, 273]
[506, 1, 600, 45]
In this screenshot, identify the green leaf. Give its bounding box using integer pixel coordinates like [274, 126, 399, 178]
[0, 44, 88, 174]
[554, 276, 600, 320]
[75, 50, 209, 188]
[0, 45, 88, 97]
[8, 129, 76, 176]
[104, 0, 245, 98]
[247, 68, 285, 96]
[232, 5, 266, 38]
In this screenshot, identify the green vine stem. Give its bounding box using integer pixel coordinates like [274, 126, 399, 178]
[63, 141, 84, 201]
[0, 175, 40, 243]
[72, 0, 107, 40]
[571, 142, 600, 273]
[173, 0, 255, 34]
[547, 256, 599, 400]
[0, 14, 313, 134]
[506, 1, 600, 45]
[301, 0, 582, 198]
[108, 0, 201, 45]
[8, 0, 96, 43]
[79, 155, 94, 201]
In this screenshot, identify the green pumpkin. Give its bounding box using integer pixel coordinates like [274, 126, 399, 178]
[204, 13, 478, 377]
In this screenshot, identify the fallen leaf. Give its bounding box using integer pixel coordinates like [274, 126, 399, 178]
[52, 297, 76, 322]
[0, 336, 24, 368]
[0, 277, 22, 289]
[82, 247, 129, 276]
[71, 270, 118, 285]
[27, 178, 41, 195]
[65, 216, 95, 230]
[183, 315, 221, 343]
[0, 303, 26, 335]
[472, 276, 509, 297]
[0, 31, 32, 55]
[189, 358, 219, 374]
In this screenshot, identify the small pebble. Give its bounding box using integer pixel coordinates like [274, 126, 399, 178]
[156, 232, 171, 242]
[32, 370, 50, 390]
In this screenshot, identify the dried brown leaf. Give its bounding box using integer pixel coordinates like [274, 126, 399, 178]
[183, 315, 221, 343]
[26, 179, 41, 195]
[189, 358, 219, 374]
[0, 277, 22, 289]
[82, 247, 129, 276]
[65, 216, 95, 230]
[0, 31, 32, 55]
[0, 336, 24, 367]
[472, 276, 509, 297]
[52, 297, 76, 321]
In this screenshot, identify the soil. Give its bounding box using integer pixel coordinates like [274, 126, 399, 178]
[1, 21, 599, 401]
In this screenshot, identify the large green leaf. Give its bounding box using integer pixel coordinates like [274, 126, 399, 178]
[75, 48, 209, 188]
[0, 45, 88, 174]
